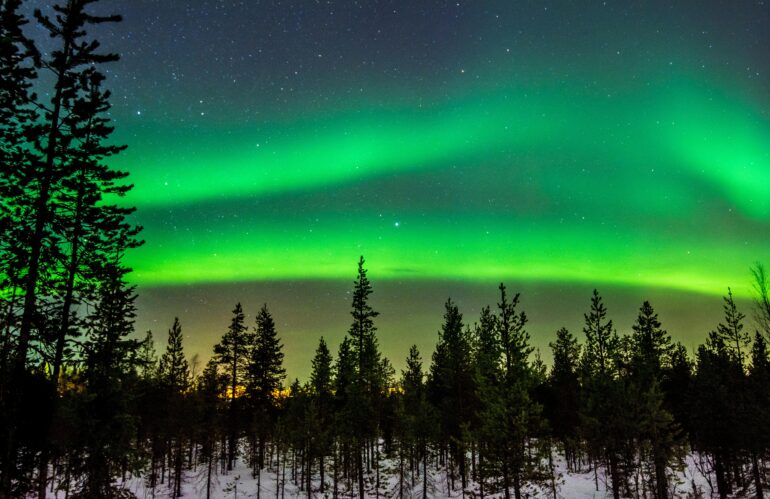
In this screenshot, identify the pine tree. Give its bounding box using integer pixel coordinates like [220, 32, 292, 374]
[214, 302, 252, 470]
[16, 0, 122, 376]
[76, 261, 142, 497]
[346, 256, 383, 499]
[158, 317, 190, 498]
[196, 360, 226, 499]
[631, 301, 673, 379]
[691, 340, 741, 498]
[333, 336, 356, 496]
[248, 304, 285, 471]
[628, 302, 681, 499]
[401, 345, 432, 499]
[582, 289, 617, 378]
[37, 68, 140, 497]
[710, 288, 749, 368]
[547, 327, 581, 468]
[311, 337, 334, 397]
[483, 284, 545, 499]
[0, 0, 38, 378]
[691, 294, 751, 499]
[428, 298, 473, 491]
[472, 306, 501, 497]
[309, 337, 334, 494]
[48, 66, 137, 392]
[0, 3, 41, 492]
[579, 290, 626, 499]
[137, 330, 158, 380]
[159, 318, 190, 391]
[661, 343, 692, 434]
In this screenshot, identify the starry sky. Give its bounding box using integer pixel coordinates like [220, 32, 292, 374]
[28, 0, 770, 378]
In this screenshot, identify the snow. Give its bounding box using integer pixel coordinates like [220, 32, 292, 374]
[44, 450, 715, 498]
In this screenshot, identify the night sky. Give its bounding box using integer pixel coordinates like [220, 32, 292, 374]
[28, 1, 770, 378]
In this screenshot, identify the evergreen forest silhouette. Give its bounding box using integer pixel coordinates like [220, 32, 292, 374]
[2, 2, 770, 498]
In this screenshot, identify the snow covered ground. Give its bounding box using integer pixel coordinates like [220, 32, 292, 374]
[45, 453, 716, 498]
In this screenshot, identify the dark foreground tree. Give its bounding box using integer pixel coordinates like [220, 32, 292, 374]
[213, 302, 251, 470]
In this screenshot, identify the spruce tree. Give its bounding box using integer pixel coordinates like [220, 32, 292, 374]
[711, 288, 749, 368]
[333, 336, 356, 495]
[631, 301, 673, 379]
[428, 298, 473, 491]
[662, 343, 692, 433]
[196, 360, 227, 499]
[248, 304, 285, 471]
[472, 306, 501, 497]
[0, 0, 38, 378]
[37, 67, 140, 498]
[0, 2, 40, 490]
[484, 284, 545, 499]
[692, 295, 750, 499]
[158, 317, 190, 498]
[582, 289, 617, 378]
[309, 337, 334, 494]
[159, 318, 190, 391]
[214, 302, 252, 470]
[547, 327, 581, 468]
[346, 256, 383, 499]
[691, 341, 740, 498]
[77, 261, 142, 497]
[16, 0, 122, 375]
[630, 302, 680, 499]
[137, 330, 158, 380]
[579, 290, 626, 499]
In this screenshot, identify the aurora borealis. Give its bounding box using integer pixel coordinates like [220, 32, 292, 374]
[30, 0, 770, 377]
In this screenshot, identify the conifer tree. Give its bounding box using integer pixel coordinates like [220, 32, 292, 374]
[662, 343, 692, 433]
[401, 345, 432, 499]
[333, 335, 356, 496]
[137, 330, 158, 380]
[582, 289, 617, 378]
[158, 317, 190, 498]
[16, 0, 122, 374]
[0, 3, 40, 491]
[630, 302, 680, 499]
[36, 67, 141, 497]
[48, 66, 137, 392]
[579, 290, 626, 499]
[214, 302, 252, 470]
[196, 360, 227, 499]
[309, 337, 334, 493]
[711, 288, 749, 368]
[480, 284, 545, 499]
[472, 306, 501, 497]
[547, 327, 581, 468]
[76, 261, 142, 497]
[248, 304, 285, 471]
[346, 256, 383, 499]
[0, 0, 38, 377]
[631, 301, 673, 378]
[691, 340, 740, 498]
[159, 318, 190, 391]
[428, 299, 473, 491]
[692, 294, 750, 499]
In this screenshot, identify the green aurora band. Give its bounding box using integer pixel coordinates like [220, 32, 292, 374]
[119, 70, 770, 296]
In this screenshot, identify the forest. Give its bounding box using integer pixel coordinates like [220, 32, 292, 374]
[3, 1, 770, 498]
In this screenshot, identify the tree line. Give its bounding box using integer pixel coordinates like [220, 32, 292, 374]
[3, 1, 770, 498]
